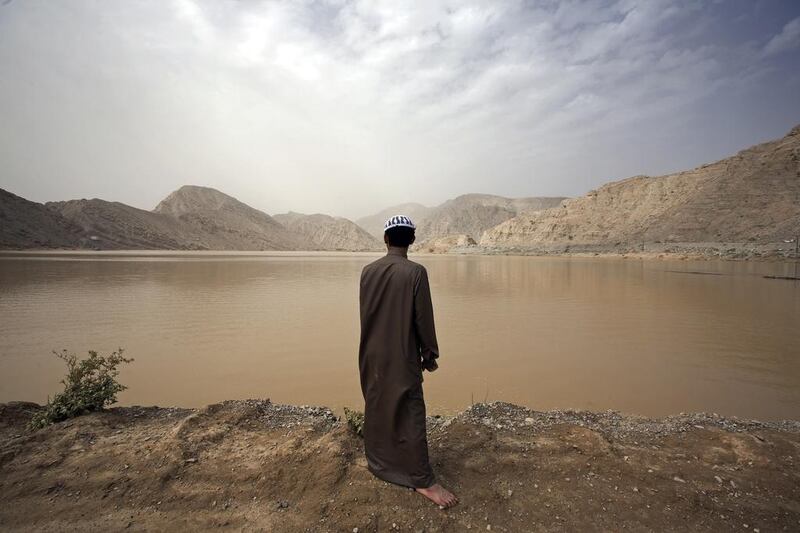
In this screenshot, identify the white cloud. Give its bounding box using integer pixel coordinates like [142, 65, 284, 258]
[0, 0, 798, 218]
[763, 16, 800, 57]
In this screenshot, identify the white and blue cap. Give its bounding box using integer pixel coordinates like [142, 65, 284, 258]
[383, 214, 416, 232]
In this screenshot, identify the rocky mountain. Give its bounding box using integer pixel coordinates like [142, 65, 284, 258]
[48, 199, 208, 250]
[413, 194, 566, 244]
[3, 185, 374, 251]
[356, 194, 565, 247]
[355, 202, 434, 239]
[416, 234, 477, 253]
[273, 212, 382, 251]
[0, 189, 84, 249]
[482, 125, 800, 248]
[5, 125, 799, 253]
[153, 186, 305, 250]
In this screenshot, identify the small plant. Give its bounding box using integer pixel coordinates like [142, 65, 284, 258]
[343, 407, 364, 437]
[29, 348, 133, 430]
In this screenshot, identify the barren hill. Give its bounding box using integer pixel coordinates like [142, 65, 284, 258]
[0, 189, 84, 249]
[48, 199, 208, 250]
[414, 193, 566, 243]
[154, 186, 305, 251]
[5, 123, 799, 255]
[482, 126, 800, 248]
[357, 195, 565, 247]
[273, 212, 382, 251]
[415, 234, 477, 253]
[355, 202, 433, 239]
[2, 186, 378, 252]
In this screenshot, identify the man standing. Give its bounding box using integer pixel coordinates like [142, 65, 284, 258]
[358, 215, 458, 509]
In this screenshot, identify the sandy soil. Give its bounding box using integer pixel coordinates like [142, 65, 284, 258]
[1, 400, 799, 532]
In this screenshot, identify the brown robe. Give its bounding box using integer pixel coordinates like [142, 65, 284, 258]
[358, 246, 440, 488]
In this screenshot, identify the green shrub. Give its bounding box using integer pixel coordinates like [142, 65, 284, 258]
[29, 348, 133, 430]
[343, 407, 364, 437]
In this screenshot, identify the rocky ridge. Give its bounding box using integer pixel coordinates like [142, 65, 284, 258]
[47, 199, 208, 250]
[3, 125, 799, 255]
[481, 126, 800, 249]
[273, 212, 382, 251]
[355, 194, 565, 253]
[409, 194, 566, 250]
[153, 186, 306, 251]
[355, 202, 434, 240]
[416, 233, 477, 253]
[0, 189, 84, 249]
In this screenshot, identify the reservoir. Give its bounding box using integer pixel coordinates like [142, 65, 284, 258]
[0, 251, 798, 420]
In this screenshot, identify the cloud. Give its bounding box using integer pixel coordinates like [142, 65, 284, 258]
[763, 16, 800, 57]
[0, 0, 798, 218]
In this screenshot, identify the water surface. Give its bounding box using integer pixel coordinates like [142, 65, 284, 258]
[1, 251, 798, 420]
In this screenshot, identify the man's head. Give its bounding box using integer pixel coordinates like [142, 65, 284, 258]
[383, 215, 416, 248]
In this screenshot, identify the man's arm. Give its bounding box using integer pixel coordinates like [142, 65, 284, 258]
[413, 266, 440, 371]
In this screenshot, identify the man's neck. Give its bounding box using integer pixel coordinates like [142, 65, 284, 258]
[386, 246, 408, 258]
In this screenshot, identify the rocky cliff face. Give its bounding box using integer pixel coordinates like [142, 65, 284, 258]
[5, 125, 798, 252]
[153, 185, 306, 250]
[3, 185, 375, 251]
[415, 233, 477, 253]
[48, 199, 208, 250]
[357, 194, 565, 247]
[414, 194, 566, 243]
[482, 126, 800, 248]
[273, 212, 382, 251]
[0, 189, 84, 249]
[355, 202, 433, 240]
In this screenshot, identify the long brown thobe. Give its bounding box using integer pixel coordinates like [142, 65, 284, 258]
[358, 246, 440, 488]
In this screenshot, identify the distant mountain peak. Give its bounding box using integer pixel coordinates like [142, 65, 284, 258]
[154, 185, 246, 215]
[273, 211, 382, 251]
[151, 185, 308, 250]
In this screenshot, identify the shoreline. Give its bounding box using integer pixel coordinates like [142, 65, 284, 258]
[445, 241, 800, 263]
[2, 399, 799, 531]
[1, 241, 798, 263]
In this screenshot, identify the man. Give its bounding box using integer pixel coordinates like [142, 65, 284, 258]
[358, 214, 458, 509]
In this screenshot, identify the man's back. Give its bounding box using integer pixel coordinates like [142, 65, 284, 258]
[359, 250, 437, 392]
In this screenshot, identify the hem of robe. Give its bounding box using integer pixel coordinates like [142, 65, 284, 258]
[366, 461, 436, 489]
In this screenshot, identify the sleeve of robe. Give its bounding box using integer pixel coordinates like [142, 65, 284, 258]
[413, 266, 440, 370]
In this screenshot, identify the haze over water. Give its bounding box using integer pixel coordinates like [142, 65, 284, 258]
[0, 252, 798, 420]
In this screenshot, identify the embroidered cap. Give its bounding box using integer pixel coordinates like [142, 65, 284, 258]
[383, 214, 416, 232]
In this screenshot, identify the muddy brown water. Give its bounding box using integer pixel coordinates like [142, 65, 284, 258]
[0, 251, 798, 420]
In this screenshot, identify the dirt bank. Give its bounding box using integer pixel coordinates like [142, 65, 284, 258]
[1, 400, 799, 532]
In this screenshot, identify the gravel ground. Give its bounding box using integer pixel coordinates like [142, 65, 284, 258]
[1, 400, 799, 532]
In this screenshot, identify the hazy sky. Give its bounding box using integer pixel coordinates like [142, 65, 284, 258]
[1, 0, 799, 220]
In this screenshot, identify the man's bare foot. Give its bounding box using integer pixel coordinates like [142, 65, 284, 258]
[416, 483, 458, 509]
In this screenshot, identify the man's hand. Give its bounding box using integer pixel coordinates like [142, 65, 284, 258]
[421, 358, 438, 372]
